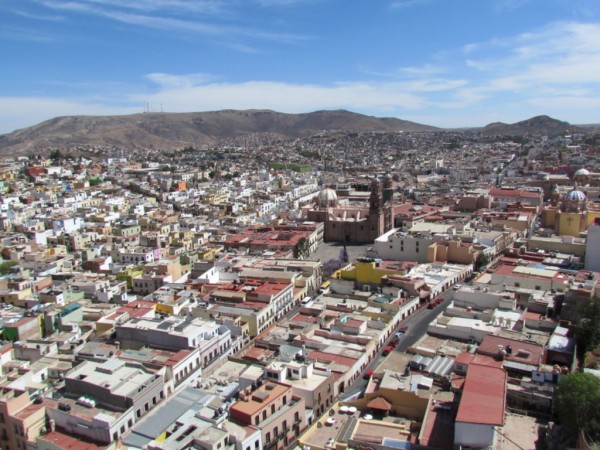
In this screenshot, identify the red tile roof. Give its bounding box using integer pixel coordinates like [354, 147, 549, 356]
[455, 364, 506, 426]
[39, 431, 109, 449]
[367, 396, 393, 411]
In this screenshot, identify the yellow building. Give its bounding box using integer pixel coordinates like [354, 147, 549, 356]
[339, 259, 408, 286]
[116, 266, 144, 289]
[542, 185, 600, 237]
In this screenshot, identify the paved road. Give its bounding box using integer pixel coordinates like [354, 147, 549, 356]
[342, 289, 455, 400]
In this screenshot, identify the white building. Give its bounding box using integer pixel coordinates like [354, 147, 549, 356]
[585, 222, 600, 271]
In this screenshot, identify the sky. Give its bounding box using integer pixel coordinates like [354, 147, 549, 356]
[1, 0, 600, 134]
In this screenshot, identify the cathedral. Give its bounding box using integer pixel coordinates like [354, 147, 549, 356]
[541, 168, 600, 237]
[302, 176, 394, 244]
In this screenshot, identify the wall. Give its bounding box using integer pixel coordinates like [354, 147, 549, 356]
[454, 422, 495, 448]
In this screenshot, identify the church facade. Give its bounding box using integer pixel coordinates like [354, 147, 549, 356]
[303, 177, 394, 244]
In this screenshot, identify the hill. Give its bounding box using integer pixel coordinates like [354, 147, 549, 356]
[0, 109, 438, 156]
[480, 115, 584, 136]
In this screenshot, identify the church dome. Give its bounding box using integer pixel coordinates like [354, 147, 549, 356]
[566, 189, 586, 202]
[574, 168, 590, 177]
[318, 188, 337, 207]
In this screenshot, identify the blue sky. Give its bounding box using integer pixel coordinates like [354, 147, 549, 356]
[1, 0, 600, 134]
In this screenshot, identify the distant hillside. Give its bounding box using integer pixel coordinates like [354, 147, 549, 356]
[481, 115, 584, 136]
[0, 109, 438, 156]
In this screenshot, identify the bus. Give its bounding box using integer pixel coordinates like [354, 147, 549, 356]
[318, 280, 331, 294]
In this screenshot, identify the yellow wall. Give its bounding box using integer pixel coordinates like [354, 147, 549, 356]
[156, 302, 176, 315]
[117, 267, 144, 289]
[198, 248, 220, 261]
[542, 209, 556, 228]
[344, 385, 429, 421]
[557, 212, 583, 237]
[340, 261, 405, 285]
[586, 211, 600, 226]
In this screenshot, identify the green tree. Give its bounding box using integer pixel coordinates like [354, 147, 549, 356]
[49, 149, 64, 160]
[475, 252, 490, 271]
[555, 372, 600, 441]
[88, 177, 103, 186]
[0, 261, 18, 275]
[293, 238, 310, 260]
[574, 297, 600, 357]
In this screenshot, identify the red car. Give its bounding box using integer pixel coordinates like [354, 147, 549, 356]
[363, 369, 373, 380]
[427, 303, 434, 309]
[390, 337, 400, 346]
[435, 297, 445, 305]
[382, 345, 394, 356]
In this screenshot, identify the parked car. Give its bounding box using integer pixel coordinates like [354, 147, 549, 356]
[301, 297, 313, 306]
[427, 303, 434, 309]
[382, 345, 394, 356]
[390, 337, 400, 346]
[453, 284, 462, 291]
[435, 297, 444, 305]
[398, 326, 408, 333]
[363, 369, 373, 380]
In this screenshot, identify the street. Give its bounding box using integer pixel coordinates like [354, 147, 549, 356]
[342, 289, 455, 400]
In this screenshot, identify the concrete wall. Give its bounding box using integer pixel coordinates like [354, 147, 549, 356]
[455, 422, 495, 448]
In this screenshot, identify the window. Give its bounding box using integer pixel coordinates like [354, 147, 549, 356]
[254, 416, 259, 426]
[283, 396, 287, 405]
[266, 432, 271, 443]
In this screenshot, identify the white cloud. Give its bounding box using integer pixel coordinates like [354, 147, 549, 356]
[33, 0, 308, 43]
[137, 79, 430, 113]
[461, 21, 600, 108]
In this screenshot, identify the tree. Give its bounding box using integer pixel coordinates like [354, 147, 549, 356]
[555, 372, 600, 441]
[475, 252, 489, 271]
[0, 261, 17, 275]
[293, 238, 310, 260]
[49, 149, 64, 160]
[339, 245, 349, 264]
[323, 259, 343, 278]
[574, 297, 600, 357]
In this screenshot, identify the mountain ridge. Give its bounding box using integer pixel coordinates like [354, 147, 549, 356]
[0, 110, 584, 156]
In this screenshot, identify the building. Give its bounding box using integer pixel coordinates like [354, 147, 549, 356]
[229, 381, 306, 450]
[303, 177, 394, 244]
[0, 388, 46, 450]
[542, 184, 600, 237]
[116, 316, 232, 369]
[454, 364, 507, 448]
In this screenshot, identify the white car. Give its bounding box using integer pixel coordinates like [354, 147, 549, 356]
[301, 297, 313, 306]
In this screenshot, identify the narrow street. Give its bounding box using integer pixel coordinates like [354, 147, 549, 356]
[343, 289, 455, 400]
